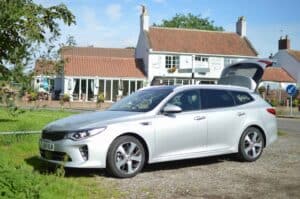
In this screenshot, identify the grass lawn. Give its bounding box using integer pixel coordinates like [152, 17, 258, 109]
[0, 108, 76, 132]
[0, 108, 121, 198]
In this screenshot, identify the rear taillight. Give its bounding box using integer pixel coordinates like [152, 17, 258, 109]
[267, 108, 276, 115]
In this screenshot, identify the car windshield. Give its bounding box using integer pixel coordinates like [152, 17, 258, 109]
[108, 88, 173, 112]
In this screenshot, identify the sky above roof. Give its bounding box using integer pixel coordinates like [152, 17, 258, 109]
[34, 0, 300, 58]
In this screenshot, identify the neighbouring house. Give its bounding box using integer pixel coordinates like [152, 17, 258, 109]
[260, 67, 296, 89]
[136, 8, 258, 85]
[34, 47, 146, 102]
[259, 67, 296, 104]
[34, 6, 260, 102]
[272, 36, 300, 85]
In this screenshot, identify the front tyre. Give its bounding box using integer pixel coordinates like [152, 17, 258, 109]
[238, 127, 264, 162]
[106, 136, 145, 178]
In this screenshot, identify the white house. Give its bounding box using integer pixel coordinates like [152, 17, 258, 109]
[34, 47, 146, 102]
[34, 7, 260, 102]
[272, 36, 300, 85]
[136, 7, 258, 85]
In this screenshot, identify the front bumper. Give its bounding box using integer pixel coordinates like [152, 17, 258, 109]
[39, 134, 111, 168]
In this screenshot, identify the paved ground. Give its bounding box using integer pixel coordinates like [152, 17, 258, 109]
[93, 119, 299, 199]
[277, 118, 300, 133]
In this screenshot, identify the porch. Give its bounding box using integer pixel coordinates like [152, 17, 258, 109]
[65, 77, 145, 102]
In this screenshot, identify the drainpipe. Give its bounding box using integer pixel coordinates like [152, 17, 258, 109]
[192, 55, 195, 84]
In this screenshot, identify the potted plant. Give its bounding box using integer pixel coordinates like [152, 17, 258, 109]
[167, 66, 177, 73]
[60, 94, 70, 109]
[96, 92, 105, 108]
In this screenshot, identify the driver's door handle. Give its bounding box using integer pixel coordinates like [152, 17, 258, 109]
[194, 116, 206, 120]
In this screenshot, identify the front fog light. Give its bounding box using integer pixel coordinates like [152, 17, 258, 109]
[79, 145, 88, 161]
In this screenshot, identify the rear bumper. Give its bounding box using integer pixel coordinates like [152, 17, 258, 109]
[265, 116, 278, 147]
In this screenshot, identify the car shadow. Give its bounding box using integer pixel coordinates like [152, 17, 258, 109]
[25, 154, 236, 178]
[143, 154, 234, 172]
[25, 156, 107, 177]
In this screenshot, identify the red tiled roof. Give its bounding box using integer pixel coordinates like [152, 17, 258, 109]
[148, 27, 258, 56]
[262, 67, 295, 83]
[61, 47, 135, 58]
[64, 56, 145, 78]
[34, 60, 56, 75]
[287, 49, 300, 62]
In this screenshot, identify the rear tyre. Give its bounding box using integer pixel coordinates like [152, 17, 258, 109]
[106, 136, 145, 178]
[238, 127, 264, 162]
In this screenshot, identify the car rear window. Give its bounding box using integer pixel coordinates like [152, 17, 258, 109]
[231, 91, 254, 105]
[201, 89, 235, 109]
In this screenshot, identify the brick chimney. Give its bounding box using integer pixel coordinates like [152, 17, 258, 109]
[278, 35, 290, 50]
[140, 5, 149, 32]
[236, 16, 246, 37]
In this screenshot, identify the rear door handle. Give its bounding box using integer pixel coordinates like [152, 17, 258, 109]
[194, 116, 206, 120]
[237, 112, 246, 116]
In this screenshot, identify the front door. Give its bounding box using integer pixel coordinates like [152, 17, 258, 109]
[153, 89, 207, 161]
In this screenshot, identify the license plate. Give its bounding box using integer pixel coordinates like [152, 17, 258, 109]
[40, 140, 55, 151]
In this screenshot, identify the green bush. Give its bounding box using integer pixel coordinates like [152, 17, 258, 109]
[61, 94, 70, 102]
[29, 92, 38, 101]
[96, 93, 105, 107]
[270, 99, 278, 107]
[258, 86, 266, 95]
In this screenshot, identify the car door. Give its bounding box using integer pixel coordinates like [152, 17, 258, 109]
[200, 88, 244, 151]
[152, 89, 207, 161]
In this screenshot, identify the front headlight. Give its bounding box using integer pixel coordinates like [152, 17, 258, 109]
[66, 127, 106, 141]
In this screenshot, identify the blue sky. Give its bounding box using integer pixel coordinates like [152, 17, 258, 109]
[35, 0, 300, 57]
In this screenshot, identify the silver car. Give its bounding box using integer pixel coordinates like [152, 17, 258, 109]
[40, 59, 277, 178]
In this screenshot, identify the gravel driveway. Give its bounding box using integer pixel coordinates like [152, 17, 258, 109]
[101, 131, 300, 199]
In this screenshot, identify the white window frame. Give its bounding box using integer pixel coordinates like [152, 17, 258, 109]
[195, 55, 209, 63]
[165, 55, 180, 69]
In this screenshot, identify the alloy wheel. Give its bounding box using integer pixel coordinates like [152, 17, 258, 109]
[243, 130, 263, 159]
[115, 141, 143, 175]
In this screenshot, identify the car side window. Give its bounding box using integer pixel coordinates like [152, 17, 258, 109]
[167, 90, 201, 112]
[201, 89, 235, 109]
[231, 91, 254, 105]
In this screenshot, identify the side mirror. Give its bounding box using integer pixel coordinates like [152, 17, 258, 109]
[163, 104, 182, 114]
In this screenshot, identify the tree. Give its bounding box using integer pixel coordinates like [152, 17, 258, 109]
[153, 13, 224, 31]
[0, 0, 76, 69]
[0, 0, 75, 115]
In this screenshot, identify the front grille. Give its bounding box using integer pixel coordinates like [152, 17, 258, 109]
[40, 149, 72, 162]
[42, 131, 66, 141]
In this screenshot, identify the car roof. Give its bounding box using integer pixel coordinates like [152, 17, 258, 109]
[141, 84, 251, 93]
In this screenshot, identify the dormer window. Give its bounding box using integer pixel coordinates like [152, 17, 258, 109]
[165, 55, 180, 69]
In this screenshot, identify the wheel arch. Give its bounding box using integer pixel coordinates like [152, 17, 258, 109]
[244, 125, 267, 147]
[111, 132, 150, 164]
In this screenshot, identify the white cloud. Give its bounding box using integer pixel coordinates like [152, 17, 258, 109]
[105, 4, 122, 20]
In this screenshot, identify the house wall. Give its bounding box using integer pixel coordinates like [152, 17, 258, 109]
[147, 53, 248, 84]
[273, 50, 300, 84]
[259, 81, 296, 90]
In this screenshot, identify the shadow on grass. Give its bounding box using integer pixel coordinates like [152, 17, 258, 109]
[0, 118, 17, 122]
[25, 154, 236, 178]
[25, 156, 106, 177]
